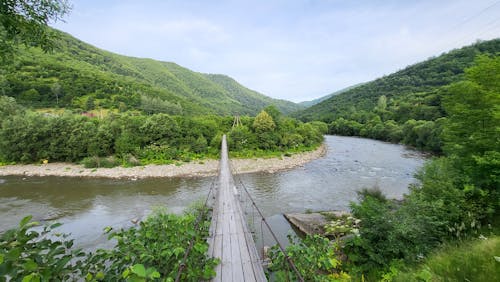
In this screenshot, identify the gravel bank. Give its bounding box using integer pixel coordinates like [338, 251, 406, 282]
[0, 144, 326, 179]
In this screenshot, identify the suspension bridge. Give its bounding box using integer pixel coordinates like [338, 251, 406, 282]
[175, 134, 303, 281]
[207, 135, 267, 281]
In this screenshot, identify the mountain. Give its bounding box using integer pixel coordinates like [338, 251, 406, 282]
[202, 74, 300, 115]
[296, 39, 500, 122]
[0, 29, 302, 116]
[298, 83, 365, 107]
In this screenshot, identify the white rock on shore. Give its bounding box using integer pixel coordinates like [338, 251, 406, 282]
[0, 144, 326, 179]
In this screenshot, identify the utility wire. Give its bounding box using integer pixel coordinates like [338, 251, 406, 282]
[230, 159, 305, 282]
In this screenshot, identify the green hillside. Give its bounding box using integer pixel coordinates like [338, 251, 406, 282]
[0, 29, 301, 115]
[298, 83, 364, 107]
[296, 39, 500, 122]
[203, 74, 300, 114]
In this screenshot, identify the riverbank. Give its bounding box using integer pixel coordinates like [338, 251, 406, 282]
[0, 144, 326, 179]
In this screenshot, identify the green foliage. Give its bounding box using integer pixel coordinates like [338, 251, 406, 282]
[267, 235, 350, 282]
[0, 216, 85, 281]
[82, 208, 218, 281]
[298, 39, 500, 123]
[345, 157, 494, 279]
[253, 110, 276, 132]
[339, 55, 499, 280]
[0, 0, 70, 61]
[393, 236, 500, 282]
[0, 99, 322, 164]
[441, 55, 500, 219]
[324, 214, 360, 239]
[1, 28, 301, 115]
[0, 95, 24, 119]
[81, 156, 121, 168]
[298, 39, 500, 153]
[0, 209, 218, 281]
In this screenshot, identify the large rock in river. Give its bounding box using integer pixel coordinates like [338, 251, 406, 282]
[284, 211, 351, 236]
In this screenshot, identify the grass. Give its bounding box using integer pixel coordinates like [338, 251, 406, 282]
[393, 235, 500, 282]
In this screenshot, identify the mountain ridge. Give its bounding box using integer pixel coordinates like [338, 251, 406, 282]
[298, 83, 365, 107]
[1, 29, 302, 116]
[296, 38, 500, 122]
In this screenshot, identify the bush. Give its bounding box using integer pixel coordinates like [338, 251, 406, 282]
[393, 236, 500, 282]
[268, 235, 349, 281]
[81, 156, 120, 168]
[0, 208, 219, 281]
[0, 216, 85, 281]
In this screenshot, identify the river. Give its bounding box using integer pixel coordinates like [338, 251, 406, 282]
[0, 135, 426, 250]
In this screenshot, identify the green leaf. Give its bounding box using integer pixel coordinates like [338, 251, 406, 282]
[19, 215, 32, 228]
[122, 268, 130, 279]
[96, 271, 105, 279]
[22, 273, 39, 282]
[149, 270, 160, 279]
[131, 264, 147, 278]
[85, 273, 93, 281]
[50, 222, 63, 229]
[6, 247, 21, 260]
[0, 253, 3, 264]
[23, 259, 38, 271]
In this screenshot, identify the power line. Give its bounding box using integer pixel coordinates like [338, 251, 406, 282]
[436, 0, 500, 54]
[447, 0, 500, 33]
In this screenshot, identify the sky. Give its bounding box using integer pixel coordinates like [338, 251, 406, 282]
[52, 0, 500, 102]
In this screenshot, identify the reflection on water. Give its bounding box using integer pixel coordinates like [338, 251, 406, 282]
[0, 135, 426, 249]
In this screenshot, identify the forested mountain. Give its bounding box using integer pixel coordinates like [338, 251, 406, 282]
[296, 39, 500, 122]
[0, 29, 302, 115]
[203, 74, 300, 115]
[298, 83, 364, 107]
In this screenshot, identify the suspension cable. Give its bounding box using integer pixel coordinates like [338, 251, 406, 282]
[230, 159, 305, 282]
[174, 173, 218, 282]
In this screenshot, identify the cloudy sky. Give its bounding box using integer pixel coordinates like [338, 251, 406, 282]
[52, 0, 500, 102]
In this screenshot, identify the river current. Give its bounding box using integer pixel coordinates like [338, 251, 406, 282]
[0, 135, 426, 249]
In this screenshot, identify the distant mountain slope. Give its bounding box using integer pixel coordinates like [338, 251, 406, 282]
[296, 39, 500, 122]
[203, 74, 301, 115]
[298, 83, 365, 107]
[1, 29, 301, 115]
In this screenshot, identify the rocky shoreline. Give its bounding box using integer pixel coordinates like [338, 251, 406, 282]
[0, 144, 326, 179]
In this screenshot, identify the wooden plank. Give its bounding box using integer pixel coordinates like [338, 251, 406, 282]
[211, 234, 223, 282]
[208, 135, 266, 282]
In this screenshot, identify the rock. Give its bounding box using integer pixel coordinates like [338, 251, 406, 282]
[284, 212, 329, 235]
[284, 210, 354, 237]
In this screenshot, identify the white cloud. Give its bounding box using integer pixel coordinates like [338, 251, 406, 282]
[52, 0, 500, 102]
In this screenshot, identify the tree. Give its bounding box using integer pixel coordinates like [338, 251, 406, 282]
[252, 110, 275, 133]
[263, 105, 281, 123]
[441, 55, 500, 219]
[0, 0, 71, 61]
[51, 81, 62, 105]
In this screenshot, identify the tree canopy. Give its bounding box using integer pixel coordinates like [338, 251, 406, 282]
[0, 0, 70, 61]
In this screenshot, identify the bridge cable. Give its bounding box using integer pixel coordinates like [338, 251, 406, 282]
[229, 160, 305, 282]
[174, 172, 218, 282]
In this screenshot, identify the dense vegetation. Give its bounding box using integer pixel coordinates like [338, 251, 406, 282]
[0, 98, 325, 165]
[0, 207, 218, 281]
[268, 53, 500, 281]
[0, 0, 70, 61]
[0, 29, 301, 116]
[296, 39, 500, 152]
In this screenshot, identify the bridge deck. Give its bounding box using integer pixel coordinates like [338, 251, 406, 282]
[208, 135, 267, 282]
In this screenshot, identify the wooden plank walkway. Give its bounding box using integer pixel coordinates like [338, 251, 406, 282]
[207, 135, 267, 282]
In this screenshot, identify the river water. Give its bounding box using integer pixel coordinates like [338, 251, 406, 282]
[0, 135, 426, 249]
